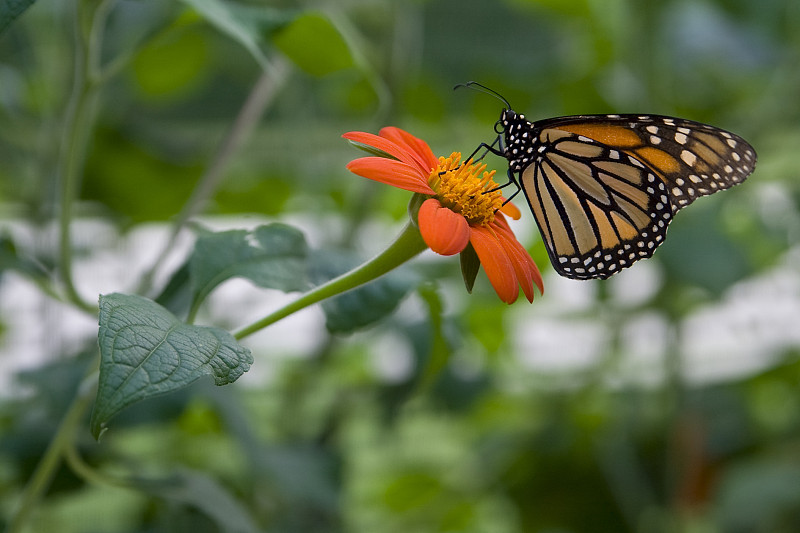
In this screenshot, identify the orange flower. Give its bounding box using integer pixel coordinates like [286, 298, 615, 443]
[343, 127, 543, 304]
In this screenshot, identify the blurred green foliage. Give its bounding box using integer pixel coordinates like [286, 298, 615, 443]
[1, 0, 800, 532]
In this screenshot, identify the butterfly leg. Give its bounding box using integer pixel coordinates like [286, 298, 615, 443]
[464, 135, 505, 164]
[485, 168, 521, 194]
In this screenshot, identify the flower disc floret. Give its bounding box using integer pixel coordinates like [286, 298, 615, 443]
[428, 153, 505, 227]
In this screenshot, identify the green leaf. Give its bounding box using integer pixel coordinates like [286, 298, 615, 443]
[189, 224, 309, 313]
[91, 293, 253, 438]
[0, 0, 35, 35]
[154, 262, 193, 318]
[178, 0, 296, 69]
[132, 469, 260, 533]
[459, 243, 480, 294]
[310, 250, 417, 334]
[272, 12, 353, 76]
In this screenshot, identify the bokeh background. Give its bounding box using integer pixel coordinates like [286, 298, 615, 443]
[2, 0, 800, 531]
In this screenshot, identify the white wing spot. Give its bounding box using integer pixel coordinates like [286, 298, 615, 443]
[727, 138, 737, 148]
[646, 125, 659, 134]
[674, 132, 688, 144]
[650, 135, 661, 145]
[680, 150, 697, 166]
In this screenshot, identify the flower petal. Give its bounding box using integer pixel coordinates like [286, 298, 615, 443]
[343, 131, 432, 176]
[492, 216, 544, 298]
[379, 127, 438, 172]
[346, 158, 435, 194]
[499, 200, 522, 220]
[469, 225, 519, 304]
[418, 199, 470, 256]
[495, 226, 543, 302]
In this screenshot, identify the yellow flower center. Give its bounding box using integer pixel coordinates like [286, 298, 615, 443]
[427, 153, 505, 226]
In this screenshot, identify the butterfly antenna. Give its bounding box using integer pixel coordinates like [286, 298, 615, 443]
[454, 81, 511, 109]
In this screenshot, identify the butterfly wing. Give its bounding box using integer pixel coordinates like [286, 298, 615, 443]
[504, 113, 756, 279]
[518, 128, 674, 279]
[540, 114, 757, 212]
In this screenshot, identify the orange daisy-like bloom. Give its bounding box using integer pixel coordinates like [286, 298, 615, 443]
[343, 127, 543, 304]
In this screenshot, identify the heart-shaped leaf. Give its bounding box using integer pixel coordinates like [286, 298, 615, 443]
[188, 223, 309, 316]
[91, 293, 253, 438]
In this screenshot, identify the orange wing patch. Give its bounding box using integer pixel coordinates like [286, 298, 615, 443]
[554, 124, 642, 147]
[632, 147, 681, 174]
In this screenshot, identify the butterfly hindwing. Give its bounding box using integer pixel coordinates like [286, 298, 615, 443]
[518, 129, 673, 280]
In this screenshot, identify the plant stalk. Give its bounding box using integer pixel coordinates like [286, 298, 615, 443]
[234, 221, 428, 340]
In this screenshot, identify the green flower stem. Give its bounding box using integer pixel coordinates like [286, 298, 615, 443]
[57, 0, 114, 314]
[234, 221, 428, 340]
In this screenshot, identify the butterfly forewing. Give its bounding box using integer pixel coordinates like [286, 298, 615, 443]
[542, 114, 757, 212]
[520, 129, 673, 279]
[500, 111, 756, 279]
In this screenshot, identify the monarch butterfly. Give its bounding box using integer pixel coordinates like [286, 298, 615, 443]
[460, 82, 757, 280]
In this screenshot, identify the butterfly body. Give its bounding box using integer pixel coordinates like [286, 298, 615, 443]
[489, 109, 757, 279]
